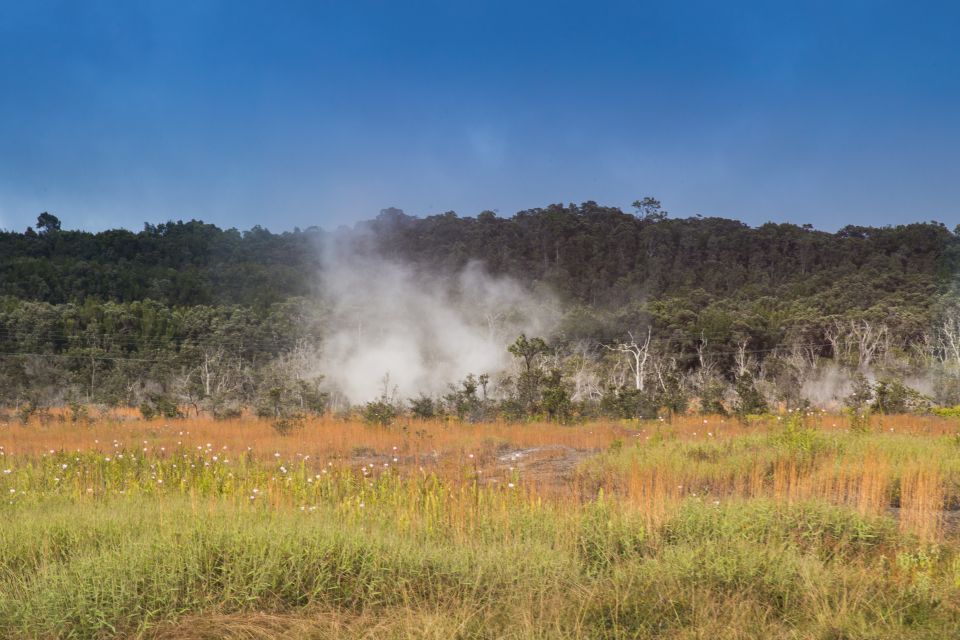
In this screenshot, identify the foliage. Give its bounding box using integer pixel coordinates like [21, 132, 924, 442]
[699, 379, 729, 416]
[601, 387, 662, 420]
[845, 406, 873, 434]
[361, 397, 398, 427]
[932, 405, 960, 419]
[408, 394, 436, 419]
[271, 414, 305, 437]
[443, 373, 489, 421]
[872, 379, 932, 414]
[772, 412, 827, 462]
[139, 394, 181, 420]
[845, 372, 873, 410]
[541, 369, 572, 422]
[734, 372, 768, 417]
[1, 205, 959, 416]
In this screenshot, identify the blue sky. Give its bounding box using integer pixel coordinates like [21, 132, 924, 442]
[0, 0, 958, 232]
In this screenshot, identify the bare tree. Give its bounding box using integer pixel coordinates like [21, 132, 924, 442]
[733, 339, 757, 378]
[653, 354, 682, 393]
[603, 327, 652, 391]
[935, 312, 960, 370]
[564, 340, 604, 402]
[197, 347, 245, 399]
[696, 330, 718, 376]
[826, 319, 890, 370]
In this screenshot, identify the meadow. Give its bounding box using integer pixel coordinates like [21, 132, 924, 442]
[3, 411, 960, 639]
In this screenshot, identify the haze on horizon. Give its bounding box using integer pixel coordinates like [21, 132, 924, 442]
[1, 1, 958, 234]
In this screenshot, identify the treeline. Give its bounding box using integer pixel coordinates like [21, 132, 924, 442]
[1, 205, 959, 417]
[4, 206, 958, 313]
[0, 217, 320, 306]
[367, 203, 959, 314]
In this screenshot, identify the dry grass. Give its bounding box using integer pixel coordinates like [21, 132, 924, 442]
[3, 410, 960, 541]
[3, 410, 956, 457]
[4, 412, 960, 638]
[146, 606, 504, 640]
[0, 413, 626, 459]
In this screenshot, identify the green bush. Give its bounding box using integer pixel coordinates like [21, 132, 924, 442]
[362, 399, 397, 426]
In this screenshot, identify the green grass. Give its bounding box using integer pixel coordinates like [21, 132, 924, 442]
[1, 494, 959, 637]
[581, 426, 960, 506]
[3, 431, 960, 638]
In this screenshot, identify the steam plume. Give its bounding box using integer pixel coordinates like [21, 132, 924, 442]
[318, 229, 557, 402]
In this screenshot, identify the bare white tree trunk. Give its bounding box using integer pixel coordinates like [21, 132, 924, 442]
[734, 339, 756, 378]
[604, 327, 652, 391]
[937, 313, 960, 370]
[848, 319, 888, 370]
[696, 330, 717, 377]
[826, 319, 889, 370]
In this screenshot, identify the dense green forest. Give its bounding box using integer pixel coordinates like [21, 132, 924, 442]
[1, 203, 959, 418]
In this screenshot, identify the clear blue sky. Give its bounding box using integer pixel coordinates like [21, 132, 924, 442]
[1, 0, 958, 232]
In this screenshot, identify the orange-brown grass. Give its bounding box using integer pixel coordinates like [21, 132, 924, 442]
[4, 411, 957, 456]
[4, 410, 959, 539]
[579, 412, 960, 540]
[603, 449, 951, 540]
[899, 464, 945, 542]
[0, 413, 626, 461]
[609, 412, 960, 443]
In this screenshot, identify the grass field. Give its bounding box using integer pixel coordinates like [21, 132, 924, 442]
[3, 412, 960, 638]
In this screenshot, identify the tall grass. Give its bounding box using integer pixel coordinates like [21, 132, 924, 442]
[3, 413, 960, 637]
[3, 495, 959, 638]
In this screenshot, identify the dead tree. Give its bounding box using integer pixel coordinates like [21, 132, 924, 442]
[936, 313, 960, 370]
[733, 339, 757, 378]
[603, 327, 652, 391]
[826, 319, 889, 370]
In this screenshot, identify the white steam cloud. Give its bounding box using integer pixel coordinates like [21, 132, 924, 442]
[318, 231, 558, 402]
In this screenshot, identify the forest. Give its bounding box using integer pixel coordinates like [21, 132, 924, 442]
[1, 202, 959, 420]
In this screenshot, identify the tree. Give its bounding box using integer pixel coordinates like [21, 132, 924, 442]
[444, 374, 484, 421]
[36, 212, 61, 234]
[871, 379, 931, 414]
[734, 372, 768, 417]
[506, 335, 551, 416]
[409, 394, 436, 419]
[826, 319, 890, 370]
[844, 373, 873, 411]
[631, 197, 667, 222]
[508, 334, 549, 373]
[541, 369, 572, 422]
[603, 327, 652, 391]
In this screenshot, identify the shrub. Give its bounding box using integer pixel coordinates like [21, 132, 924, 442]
[844, 406, 872, 434]
[272, 414, 304, 436]
[140, 395, 181, 420]
[362, 399, 397, 426]
[17, 402, 36, 424]
[772, 412, 827, 463]
[872, 379, 932, 414]
[408, 394, 436, 419]
[932, 405, 960, 419]
[734, 372, 768, 418]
